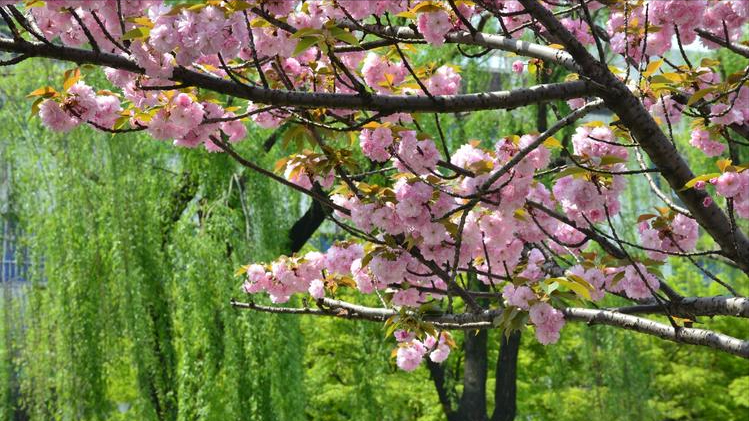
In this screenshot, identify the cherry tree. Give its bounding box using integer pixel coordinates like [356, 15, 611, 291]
[1, 0, 748, 419]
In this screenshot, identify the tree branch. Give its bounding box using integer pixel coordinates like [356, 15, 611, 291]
[232, 296, 749, 357]
[563, 307, 749, 358]
[337, 21, 581, 73]
[695, 28, 749, 59]
[0, 37, 594, 114]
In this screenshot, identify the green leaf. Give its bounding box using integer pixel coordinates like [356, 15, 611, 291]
[556, 276, 593, 300]
[113, 116, 130, 130]
[291, 27, 324, 39]
[543, 136, 562, 149]
[29, 97, 45, 120]
[121, 26, 150, 41]
[63, 68, 81, 91]
[329, 27, 359, 46]
[27, 86, 57, 98]
[637, 213, 658, 223]
[293, 36, 319, 57]
[598, 155, 628, 166]
[554, 166, 587, 179]
[687, 87, 716, 106]
[717, 159, 733, 173]
[412, 2, 444, 13]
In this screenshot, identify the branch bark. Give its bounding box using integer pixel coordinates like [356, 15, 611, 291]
[0, 37, 594, 114]
[695, 29, 749, 58]
[337, 21, 581, 72]
[562, 307, 749, 358]
[231, 296, 749, 357]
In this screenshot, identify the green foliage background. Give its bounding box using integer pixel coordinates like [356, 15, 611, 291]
[1, 53, 748, 421]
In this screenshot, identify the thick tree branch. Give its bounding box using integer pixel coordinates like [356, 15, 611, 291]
[287, 185, 332, 254]
[458, 329, 488, 421]
[562, 308, 749, 358]
[232, 296, 749, 357]
[613, 296, 749, 318]
[0, 37, 594, 114]
[337, 21, 581, 72]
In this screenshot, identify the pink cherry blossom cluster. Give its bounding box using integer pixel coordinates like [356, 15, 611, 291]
[710, 86, 749, 127]
[638, 214, 700, 261]
[529, 302, 565, 345]
[690, 129, 726, 157]
[608, 1, 748, 62]
[607, 263, 661, 300]
[711, 171, 749, 218]
[394, 330, 452, 372]
[39, 81, 122, 133]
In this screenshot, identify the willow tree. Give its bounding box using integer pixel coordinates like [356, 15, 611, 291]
[0, 60, 313, 421]
[1, 1, 748, 420]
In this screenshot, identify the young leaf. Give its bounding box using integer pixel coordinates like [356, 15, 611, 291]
[121, 26, 150, 41]
[643, 58, 664, 77]
[293, 37, 319, 57]
[687, 87, 716, 106]
[682, 173, 719, 189]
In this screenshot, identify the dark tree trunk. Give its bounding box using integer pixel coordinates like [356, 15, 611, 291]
[287, 184, 332, 254]
[491, 330, 521, 421]
[457, 328, 489, 421]
[427, 360, 459, 421]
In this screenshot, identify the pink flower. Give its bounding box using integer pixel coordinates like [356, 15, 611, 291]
[561, 18, 594, 45]
[396, 340, 427, 371]
[690, 129, 725, 157]
[38, 99, 79, 132]
[308, 279, 325, 299]
[392, 288, 421, 307]
[394, 131, 440, 175]
[417, 10, 452, 46]
[714, 172, 744, 198]
[710, 102, 744, 126]
[511, 60, 524, 74]
[427, 333, 452, 363]
[394, 330, 415, 343]
[359, 126, 393, 162]
[65, 82, 98, 122]
[92, 95, 122, 129]
[425, 66, 461, 95]
[361, 53, 407, 93]
[221, 117, 247, 143]
[612, 264, 660, 300]
[703, 196, 714, 207]
[529, 302, 565, 345]
[243, 264, 270, 294]
[429, 344, 451, 363]
[324, 243, 364, 275]
[502, 284, 536, 310]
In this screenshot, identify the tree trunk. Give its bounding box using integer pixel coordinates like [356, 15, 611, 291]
[491, 331, 521, 421]
[456, 328, 489, 421]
